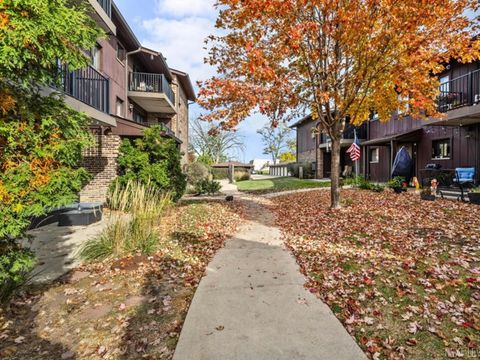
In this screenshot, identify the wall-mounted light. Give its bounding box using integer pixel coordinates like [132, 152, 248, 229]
[129, 104, 134, 112]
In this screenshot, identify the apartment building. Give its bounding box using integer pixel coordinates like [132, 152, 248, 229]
[292, 60, 480, 183]
[290, 116, 367, 179]
[57, 0, 195, 202]
[362, 60, 480, 183]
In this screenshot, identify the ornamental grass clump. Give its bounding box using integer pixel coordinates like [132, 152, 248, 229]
[80, 181, 172, 260]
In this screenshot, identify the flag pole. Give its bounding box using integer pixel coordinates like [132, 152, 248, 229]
[354, 129, 360, 176]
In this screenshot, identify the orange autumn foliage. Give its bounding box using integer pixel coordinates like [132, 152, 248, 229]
[199, 0, 480, 207]
[0, 89, 15, 114]
[0, 0, 8, 28]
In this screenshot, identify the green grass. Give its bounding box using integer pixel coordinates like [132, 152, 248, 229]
[236, 177, 330, 194]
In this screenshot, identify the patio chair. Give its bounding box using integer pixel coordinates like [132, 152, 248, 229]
[454, 167, 476, 201]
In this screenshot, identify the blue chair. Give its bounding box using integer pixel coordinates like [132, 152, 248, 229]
[456, 168, 475, 183]
[455, 168, 476, 201]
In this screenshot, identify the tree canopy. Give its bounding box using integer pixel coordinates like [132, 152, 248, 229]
[199, 0, 480, 207]
[0, 0, 102, 86]
[189, 117, 245, 164]
[0, 0, 102, 297]
[257, 124, 293, 163]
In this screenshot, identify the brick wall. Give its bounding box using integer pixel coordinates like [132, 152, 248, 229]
[298, 149, 316, 163]
[80, 133, 121, 204]
[172, 75, 190, 165]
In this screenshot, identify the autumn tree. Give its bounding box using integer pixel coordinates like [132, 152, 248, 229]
[199, 0, 480, 208]
[189, 117, 245, 164]
[279, 139, 296, 163]
[0, 0, 101, 299]
[257, 124, 293, 164]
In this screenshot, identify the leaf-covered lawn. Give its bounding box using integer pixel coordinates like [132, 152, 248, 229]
[271, 190, 480, 359]
[0, 201, 243, 359]
[237, 176, 330, 194]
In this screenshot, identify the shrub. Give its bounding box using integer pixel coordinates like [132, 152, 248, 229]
[116, 125, 186, 201]
[81, 181, 172, 260]
[194, 179, 222, 195]
[0, 0, 101, 302]
[211, 167, 229, 180]
[186, 162, 210, 186]
[107, 180, 171, 217]
[370, 183, 385, 192]
[0, 244, 36, 303]
[387, 176, 406, 189]
[344, 175, 384, 192]
[234, 170, 250, 182]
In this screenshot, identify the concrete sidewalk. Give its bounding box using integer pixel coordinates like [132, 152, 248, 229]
[173, 198, 366, 360]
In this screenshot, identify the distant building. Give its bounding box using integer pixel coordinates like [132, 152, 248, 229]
[250, 159, 271, 171]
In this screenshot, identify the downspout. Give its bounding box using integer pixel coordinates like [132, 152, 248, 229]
[173, 78, 179, 135]
[125, 47, 143, 117]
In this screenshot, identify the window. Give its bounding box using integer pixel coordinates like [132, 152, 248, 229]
[115, 97, 124, 117]
[132, 109, 145, 124]
[369, 148, 379, 163]
[91, 44, 102, 70]
[439, 75, 450, 93]
[116, 42, 126, 63]
[432, 139, 451, 159]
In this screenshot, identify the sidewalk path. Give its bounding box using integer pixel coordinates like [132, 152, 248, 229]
[173, 196, 366, 360]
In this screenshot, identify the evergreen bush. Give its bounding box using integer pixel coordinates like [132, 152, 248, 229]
[115, 126, 186, 201]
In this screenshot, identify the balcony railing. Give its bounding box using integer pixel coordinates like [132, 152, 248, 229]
[97, 0, 112, 17]
[159, 123, 176, 138]
[60, 65, 109, 114]
[319, 123, 366, 144]
[438, 69, 480, 112]
[129, 72, 175, 105]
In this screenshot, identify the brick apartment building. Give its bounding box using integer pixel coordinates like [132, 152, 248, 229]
[292, 59, 480, 183]
[55, 0, 195, 203]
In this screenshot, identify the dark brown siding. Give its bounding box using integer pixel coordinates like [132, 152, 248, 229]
[296, 120, 319, 153]
[438, 60, 480, 80]
[366, 122, 480, 182]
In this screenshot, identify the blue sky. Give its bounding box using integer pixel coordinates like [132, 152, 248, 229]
[115, 0, 277, 162]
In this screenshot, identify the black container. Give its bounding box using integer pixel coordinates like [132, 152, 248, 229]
[420, 193, 436, 201]
[468, 192, 480, 205]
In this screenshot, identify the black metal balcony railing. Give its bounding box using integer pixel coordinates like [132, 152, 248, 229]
[438, 69, 480, 112]
[129, 72, 175, 105]
[159, 122, 176, 138]
[60, 65, 109, 114]
[319, 123, 367, 144]
[97, 0, 112, 17]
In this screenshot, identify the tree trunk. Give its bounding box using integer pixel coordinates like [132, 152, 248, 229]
[330, 136, 342, 209]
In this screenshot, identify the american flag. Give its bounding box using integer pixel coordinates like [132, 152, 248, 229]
[346, 129, 361, 161]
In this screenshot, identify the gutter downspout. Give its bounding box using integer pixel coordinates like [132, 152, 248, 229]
[125, 48, 143, 117]
[125, 47, 167, 120]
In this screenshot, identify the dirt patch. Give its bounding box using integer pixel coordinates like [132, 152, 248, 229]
[0, 201, 245, 359]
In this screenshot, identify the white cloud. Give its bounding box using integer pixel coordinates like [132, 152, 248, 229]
[138, 2, 268, 161]
[141, 15, 219, 85]
[155, 0, 216, 19]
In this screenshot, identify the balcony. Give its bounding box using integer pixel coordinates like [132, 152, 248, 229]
[97, 0, 111, 17]
[128, 72, 176, 114]
[87, 0, 116, 35]
[437, 69, 480, 112]
[319, 123, 367, 144]
[434, 69, 480, 126]
[60, 65, 110, 114]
